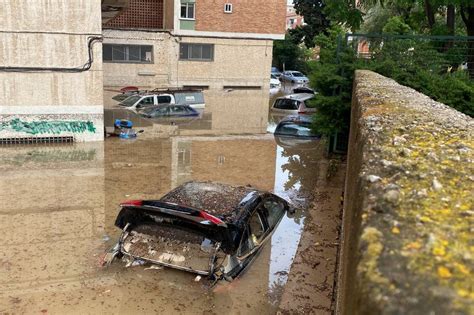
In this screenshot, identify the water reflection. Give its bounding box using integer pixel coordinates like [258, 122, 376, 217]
[268, 138, 325, 304]
[105, 88, 270, 136]
[0, 88, 327, 314]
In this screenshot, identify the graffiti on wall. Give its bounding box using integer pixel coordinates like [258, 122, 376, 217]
[0, 118, 96, 135]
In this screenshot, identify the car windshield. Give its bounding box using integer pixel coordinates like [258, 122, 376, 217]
[291, 72, 304, 77]
[271, 74, 278, 79]
[120, 95, 141, 107]
[274, 99, 299, 110]
[275, 122, 314, 137]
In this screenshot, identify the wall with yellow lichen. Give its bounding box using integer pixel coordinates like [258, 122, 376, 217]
[336, 70, 473, 315]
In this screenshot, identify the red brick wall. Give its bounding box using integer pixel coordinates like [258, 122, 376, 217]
[105, 0, 164, 29]
[195, 0, 286, 34]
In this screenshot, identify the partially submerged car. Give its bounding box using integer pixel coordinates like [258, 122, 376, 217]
[105, 182, 291, 282]
[274, 115, 319, 138]
[270, 74, 282, 89]
[119, 89, 205, 110]
[139, 104, 200, 119]
[271, 66, 282, 78]
[271, 93, 316, 115]
[280, 71, 309, 84]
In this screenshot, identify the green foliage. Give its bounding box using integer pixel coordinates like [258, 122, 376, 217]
[308, 26, 357, 135]
[382, 16, 413, 34]
[272, 34, 308, 72]
[307, 24, 473, 136]
[292, 0, 330, 47]
[323, 0, 364, 31]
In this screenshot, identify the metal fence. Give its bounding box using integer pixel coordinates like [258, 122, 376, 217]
[328, 33, 474, 154]
[338, 33, 474, 79]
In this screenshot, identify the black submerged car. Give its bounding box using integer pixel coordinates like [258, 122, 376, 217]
[105, 182, 291, 281]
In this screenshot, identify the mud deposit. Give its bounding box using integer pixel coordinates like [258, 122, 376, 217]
[0, 88, 344, 314]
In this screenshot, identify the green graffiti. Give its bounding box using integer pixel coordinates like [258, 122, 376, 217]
[0, 118, 96, 135]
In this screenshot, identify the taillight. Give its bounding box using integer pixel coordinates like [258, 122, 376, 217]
[198, 211, 224, 225]
[120, 200, 143, 207]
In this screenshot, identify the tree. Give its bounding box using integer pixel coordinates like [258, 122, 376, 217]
[272, 34, 307, 71]
[291, 0, 330, 47]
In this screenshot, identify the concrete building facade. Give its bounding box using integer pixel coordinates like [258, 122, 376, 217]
[0, 0, 109, 142]
[1, 0, 285, 142]
[103, 0, 286, 90]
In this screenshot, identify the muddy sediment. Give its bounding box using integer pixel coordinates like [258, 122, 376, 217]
[279, 159, 346, 314]
[0, 86, 345, 314]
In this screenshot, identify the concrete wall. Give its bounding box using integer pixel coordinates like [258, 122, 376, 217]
[0, 0, 104, 142]
[102, 30, 171, 88]
[102, 30, 273, 90]
[337, 70, 473, 314]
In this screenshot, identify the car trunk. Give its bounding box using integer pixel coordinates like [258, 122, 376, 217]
[121, 223, 226, 275]
[115, 204, 238, 275]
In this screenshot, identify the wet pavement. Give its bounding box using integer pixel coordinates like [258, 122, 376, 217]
[0, 84, 342, 314]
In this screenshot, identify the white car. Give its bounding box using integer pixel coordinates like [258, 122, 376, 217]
[270, 74, 281, 89]
[280, 71, 309, 84]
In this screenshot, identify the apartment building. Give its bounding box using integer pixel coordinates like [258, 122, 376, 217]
[102, 0, 286, 90]
[286, 4, 304, 30]
[0, 0, 285, 142]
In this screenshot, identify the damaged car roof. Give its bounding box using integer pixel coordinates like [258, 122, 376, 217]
[160, 181, 259, 222]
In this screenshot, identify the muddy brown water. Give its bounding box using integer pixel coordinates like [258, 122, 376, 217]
[0, 86, 330, 314]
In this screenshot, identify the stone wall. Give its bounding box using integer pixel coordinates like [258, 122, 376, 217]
[337, 70, 473, 314]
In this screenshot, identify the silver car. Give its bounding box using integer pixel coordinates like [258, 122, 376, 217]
[280, 71, 309, 84]
[271, 93, 316, 115]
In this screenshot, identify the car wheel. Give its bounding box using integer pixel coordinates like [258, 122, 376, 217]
[291, 80, 295, 83]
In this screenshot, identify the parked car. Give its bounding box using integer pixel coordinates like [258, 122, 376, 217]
[103, 181, 291, 281]
[270, 74, 281, 89]
[271, 93, 316, 115]
[280, 71, 309, 84]
[119, 89, 205, 110]
[271, 67, 282, 78]
[292, 86, 315, 94]
[139, 104, 200, 118]
[274, 115, 319, 138]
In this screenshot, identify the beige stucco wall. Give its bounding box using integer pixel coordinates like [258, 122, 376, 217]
[172, 36, 273, 89]
[0, 0, 104, 141]
[102, 30, 273, 90]
[102, 30, 172, 88]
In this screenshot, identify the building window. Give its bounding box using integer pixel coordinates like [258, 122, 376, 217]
[180, 2, 195, 20]
[224, 3, 233, 13]
[103, 44, 153, 63]
[180, 43, 214, 61]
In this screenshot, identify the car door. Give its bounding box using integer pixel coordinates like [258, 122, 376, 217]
[170, 105, 188, 117]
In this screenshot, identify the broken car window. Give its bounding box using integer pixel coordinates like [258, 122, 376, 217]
[248, 211, 265, 245]
[263, 199, 286, 229]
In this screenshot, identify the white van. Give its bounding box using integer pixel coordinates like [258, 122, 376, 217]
[119, 90, 205, 110]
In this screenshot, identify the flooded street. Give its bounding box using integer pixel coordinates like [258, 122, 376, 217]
[0, 86, 344, 314]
